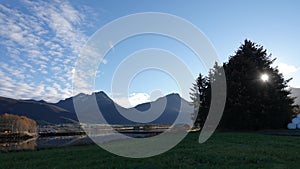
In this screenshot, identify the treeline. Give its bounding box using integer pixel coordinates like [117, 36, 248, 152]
[0, 113, 37, 134]
[191, 40, 296, 130]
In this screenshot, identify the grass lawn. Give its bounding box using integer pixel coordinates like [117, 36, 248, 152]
[1, 132, 300, 169]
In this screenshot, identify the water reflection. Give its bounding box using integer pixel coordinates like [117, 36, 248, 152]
[0, 133, 154, 152]
[0, 135, 93, 152]
[1, 138, 37, 152]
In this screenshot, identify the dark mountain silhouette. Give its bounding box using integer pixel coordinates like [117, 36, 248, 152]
[0, 96, 76, 124]
[24, 99, 47, 104]
[129, 93, 192, 124]
[55, 92, 192, 125]
[291, 88, 300, 105]
[55, 91, 133, 124]
[0, 92, 192, 125]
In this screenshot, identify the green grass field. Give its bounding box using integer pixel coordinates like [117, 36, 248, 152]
[1, 132, 300, 169]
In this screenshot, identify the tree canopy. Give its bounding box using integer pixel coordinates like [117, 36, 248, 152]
[0, 113, 37, 134]
[192, 40, 295, 130]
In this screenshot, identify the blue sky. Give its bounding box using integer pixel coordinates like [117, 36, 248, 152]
[0, 0, 299, 107]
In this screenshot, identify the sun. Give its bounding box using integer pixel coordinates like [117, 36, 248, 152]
[261, 74, 269, 82]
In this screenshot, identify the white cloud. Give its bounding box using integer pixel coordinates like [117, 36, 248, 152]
[273, 62, 300, 87]
[112, 93, 150, 108]
[0, 0, 101, 102]
[277, 63, 299, 76]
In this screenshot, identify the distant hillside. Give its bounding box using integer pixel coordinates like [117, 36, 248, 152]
[291, 88, 300, 105]
[0, 97, 77, 124]
[130, 93, 192, 124]
[54, 92, 134, 124]
[0, 92, 193, 125]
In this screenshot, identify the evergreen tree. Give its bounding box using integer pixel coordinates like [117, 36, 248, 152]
[221, 40, 295, 130]
[191, 40, 295, 130]
[190, 74, 210, 129]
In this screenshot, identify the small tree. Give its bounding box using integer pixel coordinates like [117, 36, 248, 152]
[190, 73, 211, 129]
[0, 114, 37, 134]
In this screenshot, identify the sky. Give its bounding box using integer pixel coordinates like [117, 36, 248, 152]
[0, 0, 299, 108]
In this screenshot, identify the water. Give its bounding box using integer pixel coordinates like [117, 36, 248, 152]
[0, 135, 90, 152]
[0, 133, 155, 152]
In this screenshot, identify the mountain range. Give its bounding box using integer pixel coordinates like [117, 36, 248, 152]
[0, 92, 192, 125]
[1, 88, 299, 125]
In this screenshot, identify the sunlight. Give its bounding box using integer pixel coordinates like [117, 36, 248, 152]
[261, 74, 269, 82]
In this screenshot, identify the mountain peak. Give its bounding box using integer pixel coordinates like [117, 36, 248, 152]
[94, 91, 109, 97]
[166, 93, 180, 98]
